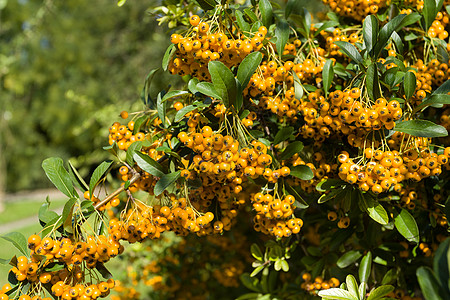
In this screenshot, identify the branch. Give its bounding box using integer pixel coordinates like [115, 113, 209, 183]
[93, 172, 141, 210]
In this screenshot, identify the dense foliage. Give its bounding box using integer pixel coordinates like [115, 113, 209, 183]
[1, 0, 450, 300]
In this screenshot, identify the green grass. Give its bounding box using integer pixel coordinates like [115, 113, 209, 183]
[0, 198, 66, 225]
[0, 223, 43, 285]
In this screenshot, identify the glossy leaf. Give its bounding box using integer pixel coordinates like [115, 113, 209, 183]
[416, 266, 445, 300]
[154, 171, 181, 196]
[1, 232, 28, 256]
[274, 127, 294, 144]
[360, 193, 389, 225]
[359, 251, 372, 284]
[157, 92, 166, 128]
[188, 78, 199, 94]
[404, 71, 416, 100]
[194, 0, 216, 11]
[413, 94, 450, 113]
[382, 268, 398, 285]
[334, 41, 364, 66]
[133, 151, 165, 178]
[366, 62, 380, 101]
[236, 10, 250, 33]
[62, 197, 77, 234]
[346, 275, 360, 300]
[318, 188, 345, 204]
[251, 244, 263, 261]
[366, 285, 395, 300]
[314, 20, 339, 37]
[174, 105, 197, 122]
[195, 82, 222, 100]
[322, 59, 334, 97]
[433, 238, 450, 296]
[337, 251, 362, 268]
[318, 288, 358, 300]
[67, 160, 89, 192]
[126, 141, 142, 167]
[141, 68, 159, 108]
[285, 183, 309, 208]
[259, 0, 273, 27]
[162, 44, 175, 71]
[161, 90, 188, 103]
[290, 165, 314, 180]
[293, 71, 304, 100]
[275, 19, 290, 57]
[42, 157, 77, 198]
[395, 208, 420, 243]
[278, 141, 304, 160]
[237, 51, 263, 89]
[208, 61, 237, 108]
[363, 15, 379, 54]
[89, 161, 113, 197]
[394, 119, 448, 137]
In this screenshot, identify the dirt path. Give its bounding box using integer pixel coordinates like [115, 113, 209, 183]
[0, 206, 64, 234]
[0, 189, 66, 234]
[4, 189, 65, 203]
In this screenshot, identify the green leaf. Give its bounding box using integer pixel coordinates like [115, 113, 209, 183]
[250, 265, 265, 277]
[281, 259, 289, 272]
[293, 71, 304, 100]
[89, 161, 113, 197]
[290, 165, 314, 180]
[162, 44, 175, 71]
[208, 61, 237, 108]
[197, 82, 222, 101]
[437, 42, 449, 64]
[423, 0, 438, 31]
[346, 275, 360, 300]
[381, 268, 397, 285]
[334, 41, 364, 66]
[126, 141, 143, 167]
[251, 244, 263, 261]
[337, 251, 362, 268]
[359, 251, 372, 284]
[39, 202, 58, 224]
[278, 141, 304, 161]
[133, 151, 165, 178]
[236, 10, 251, 33]
[433, 238, 450, 296]
[96, 263, 113, 279]
[244, 8, 258, 22]
[141, 68, 160, 109]
[359, 193, 389, 225]
[417, 266, 444, 300]
[363, 15, 379, 54]
[275, 19, 290, 57]
[316, 178, 346, 192]
[285, 183, 309, 208]
[274, 127, 294, 144]
[62, 198, 77, 234]
[318, 288, 358, 300]
[157, 92, 166, 128]
[433, 78, 450, 94]
[318, 188, 345, 204]
[161, 90, 188, 103]
[366, 62, 381, 101]
[285, 0, 298, 18]
[374, 13, 421, 58]
[237, 51, 263, 89]
[67, 160, 89, 192]
[414, 94, 450, 113]
[322, 60, 334, 98]
[188, 78, 199, 94]
[391, 31, 404, 54]
[42, 157, 77, 198]
[240, 273, 262, 293]
[236, 293, 261, 300]
[194, 0, 216, 11]
[394, 119, 448, 138]
[1, 232, 28, 256]
[314, 20, 339, 37]
[274, 259, 282, 271]
[366, 285, 395, 300]
[132, 114, 148, 134]
[117, 0, 126, 7]
[394, 208, 419, 243]
[404, 71, 416, 100]
[259, 0, 273, 27]
[175, 105, 196, 122]
[154, 171, 181, 196]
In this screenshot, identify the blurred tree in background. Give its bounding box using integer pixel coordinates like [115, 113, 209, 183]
[0, 0, 181, 194]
